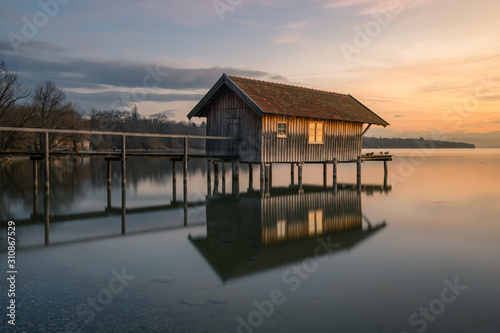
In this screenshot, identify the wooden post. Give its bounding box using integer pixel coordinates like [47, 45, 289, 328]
[107, 183, 112, 211]
[107, 159, 112, 187]
[33, 159, 38, 189]
[264, 164, 270, 184]
[291, 163, 295, 186]
[206, 160, 211, 197]
[332, 158, 338, 194]
[183, 138, 188, 188]
[44, 131, 49, 191]
[357, 155, 362, 192]
[260, 162, 265, 195]
[298, 163, 303, 192]
[32, 188, 39, 216]
[222, 162, 226, 194]
[121, 135, 126, 188]
[384, 160, 388, 188]
[232, 160, 240, 196]
[323, 163, 327, 187]
[248, 164, 253, 190]
[121, 186, 126, 235]
[214, 162, 219, 194]
[44, 188, 49, 245]
[269, 163, 273, 187]
[172, 160, 177, 203]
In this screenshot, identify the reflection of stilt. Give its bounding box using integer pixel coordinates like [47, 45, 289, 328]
[183, 138, 188, 226]
[44, 189, 49, 245]
[121, 187, 126, 235]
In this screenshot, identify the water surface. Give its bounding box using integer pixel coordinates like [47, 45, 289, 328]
[1, 149, 499, 332]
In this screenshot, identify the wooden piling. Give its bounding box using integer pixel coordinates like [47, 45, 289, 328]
[172, 160, 177, 203]
[248, 164, 253, 190]
[214, 162, 219, 194]
[121, 135, 126, 188]
[298, 163, 303, 192]
[384, 160, 388, 188]
[44, 131, 49, 191]
[206, 160, 211, 197]
[260, 162, 265, 195]
[33, 159, 38, 189]
[107, 183, 112, 211]
[222, 162, 226, 194]
[183, 138, 188, 188]
[44, 188, 49, 245]
[107, 159, 112, 187]
[269, 163, 273, 187]
[121, 187, 126, 234]
[232, 160, 240, 197]
[290, 163, 295, 185]
[323, 163, 327, 187]
[32, 188, 39, 216]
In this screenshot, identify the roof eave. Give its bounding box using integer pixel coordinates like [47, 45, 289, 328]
[348, 95, 390, 127]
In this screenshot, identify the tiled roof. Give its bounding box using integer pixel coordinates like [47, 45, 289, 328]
[188, 74, 389, 126]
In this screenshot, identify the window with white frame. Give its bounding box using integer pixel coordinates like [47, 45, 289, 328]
[277, 122, 287, 138]
[308, 122, 323, 143]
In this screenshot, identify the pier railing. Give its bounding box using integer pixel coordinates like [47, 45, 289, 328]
[0, 126, 236, 191]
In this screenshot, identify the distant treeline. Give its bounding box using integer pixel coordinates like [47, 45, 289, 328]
[363, 137, 475, 149]
[88, 107, 206, 150]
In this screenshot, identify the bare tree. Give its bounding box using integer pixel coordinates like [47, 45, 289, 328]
[31, 81, 86, 148]
[0, 61, 33, 150]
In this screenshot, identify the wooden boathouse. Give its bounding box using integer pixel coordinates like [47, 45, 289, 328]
[188, 74, 389, 163]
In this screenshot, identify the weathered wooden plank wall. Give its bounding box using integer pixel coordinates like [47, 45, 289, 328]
[262, 114, 363, 163]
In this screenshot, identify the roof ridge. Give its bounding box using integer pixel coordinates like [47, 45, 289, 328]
[228, 75, 350, 97]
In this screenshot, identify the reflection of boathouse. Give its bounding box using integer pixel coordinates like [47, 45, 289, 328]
[189, 185, 387, 282]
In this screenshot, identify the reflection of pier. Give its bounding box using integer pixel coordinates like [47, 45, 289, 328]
[189, 185, 389, 282]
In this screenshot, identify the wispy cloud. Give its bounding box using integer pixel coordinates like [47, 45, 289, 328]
[274, 21, 310, 44]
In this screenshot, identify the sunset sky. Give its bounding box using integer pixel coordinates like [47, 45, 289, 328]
[1, 0, 499, 144]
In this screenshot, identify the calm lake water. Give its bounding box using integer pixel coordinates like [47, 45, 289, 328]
[1, 149, 499, 332]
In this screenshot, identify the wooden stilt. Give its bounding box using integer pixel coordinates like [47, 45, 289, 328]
[33, 159, 38, 189]
[44, 188, 49, 245]
[121, 135, 126, 188]
[172, 160, 177, 203]
[121, 186, 126, 235]
[269, 163, 273, 187]
[107, 184, 112, 211]
[323, 163, 327, 187]
[222, 162, 226, 194]
[248, 164, 253, 190]
[232, 160, 240, 197]
[260, 162, 265, 196]
[183, 138, 188, 188]
[384, 160, 388, 188]
[298, 163, 303, 192]
[214, 162, 219, 194]
[332, 158, 338, 194]
[291, 163, 295, 186]
[107, 159, 112, 187]
[44, 131, 49, 191]
[32, 188, 39, 216]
